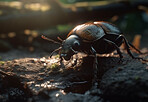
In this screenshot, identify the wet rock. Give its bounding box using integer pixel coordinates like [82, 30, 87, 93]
[35, 88, 102, 102]
[0, 71, 32, 102]
[100, 59, 148, 102]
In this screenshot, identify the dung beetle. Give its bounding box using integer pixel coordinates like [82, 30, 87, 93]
[42, 21, 146, 85]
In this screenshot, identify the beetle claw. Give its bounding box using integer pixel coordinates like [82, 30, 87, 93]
[133, 57, 148, 62]
[118, 58, 123, 64]
[60, 54, 67, 57]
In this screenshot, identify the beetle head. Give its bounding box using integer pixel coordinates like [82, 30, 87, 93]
[60, 35, 81, 60]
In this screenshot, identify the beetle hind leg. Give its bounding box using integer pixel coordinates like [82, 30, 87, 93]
[128, 42, 145, 54]
[121, 35, 147, 62]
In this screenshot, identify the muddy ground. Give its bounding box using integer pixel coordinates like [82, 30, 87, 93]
[0, 36, 148, 102]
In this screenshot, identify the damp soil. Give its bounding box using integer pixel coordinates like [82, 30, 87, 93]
[0, 47, 148, 102]
[0, 32, 148, 102]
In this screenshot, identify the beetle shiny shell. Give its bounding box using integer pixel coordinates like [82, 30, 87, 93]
[43, 21, 145, 62]
[59, 21, 145, 62]
[68, 23, 105, 42]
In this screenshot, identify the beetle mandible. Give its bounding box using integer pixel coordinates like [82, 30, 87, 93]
[42, 21, 146, 83]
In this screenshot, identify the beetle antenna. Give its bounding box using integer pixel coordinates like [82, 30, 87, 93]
[50, 47, 62, 58]
[57, 36, 63, 42]
[41, 35, 61, 45]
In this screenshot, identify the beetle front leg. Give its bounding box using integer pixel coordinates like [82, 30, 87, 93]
[60, 56, 65, 68]
[91, 46, 98, 88]
[71, 54, 78, 67]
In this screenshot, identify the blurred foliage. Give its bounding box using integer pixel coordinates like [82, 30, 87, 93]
[57, 24, 74, 32]
[110, 12, 148, 40]
[0, 56, 2, 60]
[0, 0, 50, 16]
[0, 0, 16, 1]
[60, 0, 99, 4]
[0, 61, 5, 65]
[0, 40, 12, 51]
[115, 13, 148, 34]
[0, 0, 148, 52]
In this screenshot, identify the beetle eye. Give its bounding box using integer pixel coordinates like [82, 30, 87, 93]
[73, 41, 80, 46]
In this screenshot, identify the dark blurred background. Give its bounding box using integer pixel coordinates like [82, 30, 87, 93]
[0, 0, 148, 53]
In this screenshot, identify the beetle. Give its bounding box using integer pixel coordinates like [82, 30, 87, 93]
[42, 21, 146, 84]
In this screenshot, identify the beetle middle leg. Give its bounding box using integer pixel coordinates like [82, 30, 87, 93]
[103, 38, 123, 62]
[91, 46, 99, 88]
